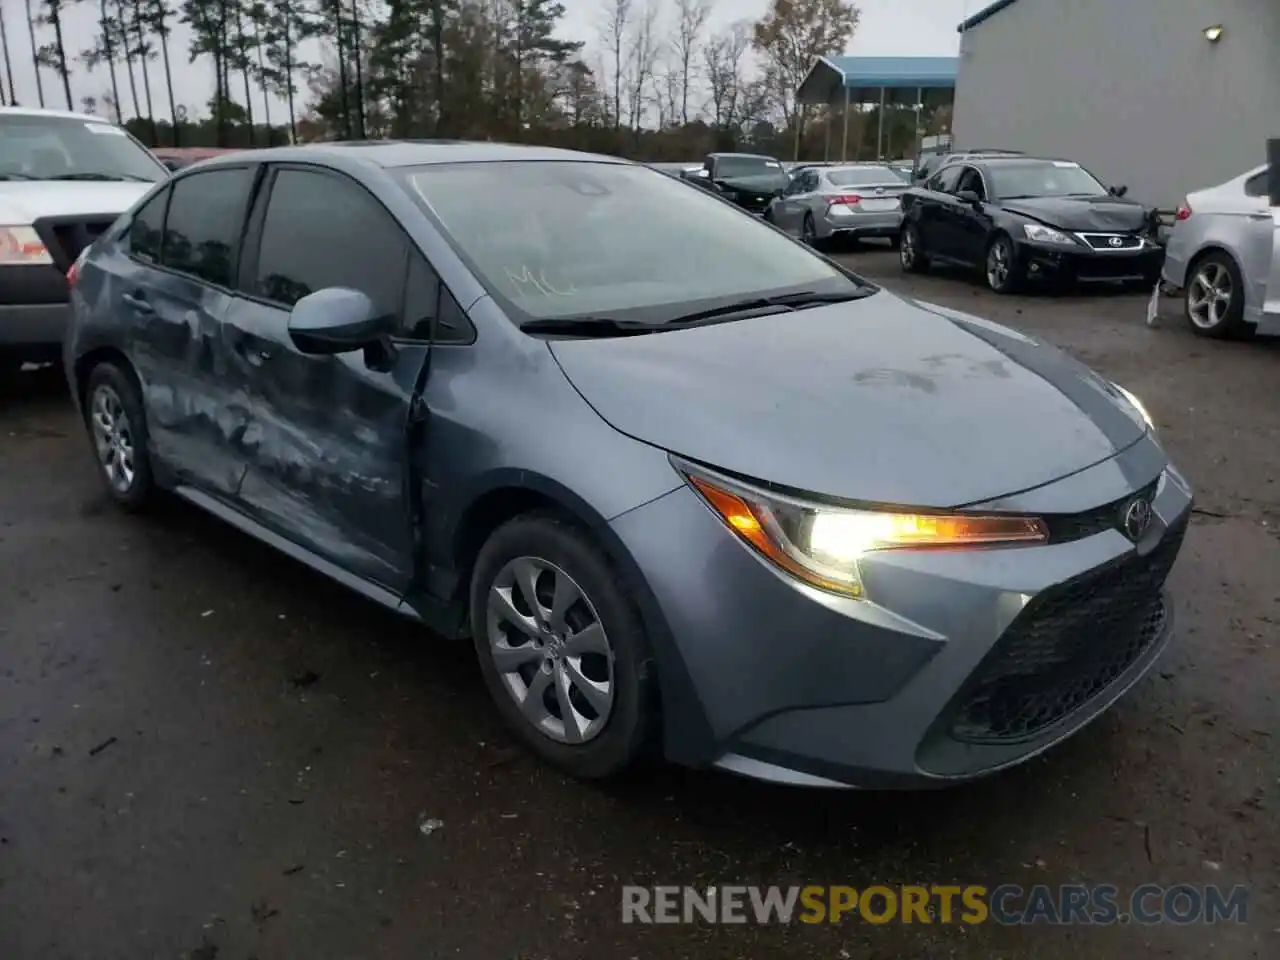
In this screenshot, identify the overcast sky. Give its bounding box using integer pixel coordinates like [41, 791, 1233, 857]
[0, 0, 973, 121]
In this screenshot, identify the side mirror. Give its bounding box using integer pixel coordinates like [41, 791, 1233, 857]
[159, 157, 182, 172]
[955, 189, 982, 206]
[1109, 184, 1129, 197]
[288, 287, 388, 355]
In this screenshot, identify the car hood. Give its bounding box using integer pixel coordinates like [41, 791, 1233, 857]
[716, 173, 789, 194]
[0, 181, 154, 223]
[550, 293, 1148, 507]
[1001, 195, 1152, 233]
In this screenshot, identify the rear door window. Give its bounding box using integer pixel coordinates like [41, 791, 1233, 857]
[161, 167, 255, 287]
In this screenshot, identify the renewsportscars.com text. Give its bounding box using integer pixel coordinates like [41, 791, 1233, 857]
[621, 884, 1249, 926]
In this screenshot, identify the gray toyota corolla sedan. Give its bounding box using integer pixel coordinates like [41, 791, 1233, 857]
[63, 142, 1193, 789]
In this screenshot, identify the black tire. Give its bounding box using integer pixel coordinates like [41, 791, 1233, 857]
[984, 233, 1023, 294]
[468, 511, 658, 780]
[802, 213, 821, 249]
[83, 362, 156, 511]
[1183, 251, 1251, 340]
[900, 222, 929, 273]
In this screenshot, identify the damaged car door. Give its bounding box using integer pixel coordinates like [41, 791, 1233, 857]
[116, 165, 258, 496]
[221, 164, 434, 593]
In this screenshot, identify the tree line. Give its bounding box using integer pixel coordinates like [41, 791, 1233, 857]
[0, 0, 946, 160]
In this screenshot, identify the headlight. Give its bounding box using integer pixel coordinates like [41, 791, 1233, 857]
[1112, 382, 1154, 431]
[0, 225, 52, 265]
[1022, 224, 1076, 245]
[677, 461, 1048, 598]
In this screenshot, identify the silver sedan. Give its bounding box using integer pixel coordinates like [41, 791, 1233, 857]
[765, 164, 908, 248]
[1162, 164, 1280, 339]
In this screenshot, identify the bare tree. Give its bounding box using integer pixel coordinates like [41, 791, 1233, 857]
[624, 0, 656, 131]
[671, 0, 707, 125]
[598, 0, 630, 129]
[703, 19, 748, 129]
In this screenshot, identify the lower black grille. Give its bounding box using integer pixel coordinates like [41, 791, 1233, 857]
[948, 519, 1186, 744]
[32, 215, 118, 273]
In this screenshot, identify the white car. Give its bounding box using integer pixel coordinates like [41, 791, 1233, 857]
[1162, 163, 1280, 339]
[0, 106, 168, 374]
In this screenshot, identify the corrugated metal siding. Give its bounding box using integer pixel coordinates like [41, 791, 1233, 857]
[952, 0, 1280, 209]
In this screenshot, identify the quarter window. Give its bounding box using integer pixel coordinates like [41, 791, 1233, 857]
[128, 187, 169, 264]
[161, 167, 254, 287]
[1244, 170, 1269, 198]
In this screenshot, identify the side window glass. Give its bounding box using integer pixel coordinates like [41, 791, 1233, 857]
[403, 253, 475, 344]
[1244, 171, 1268, 198]
[253, 168, 407, 317]
[934, 166, 963, 194]
[161, 167, 254, 287]
[128, 187, 169, 264]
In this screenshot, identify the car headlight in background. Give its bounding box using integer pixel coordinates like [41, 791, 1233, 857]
[1022, 223, 1076, 245]
[1112, 382, 1155, 431]
[677, 462, 1048, 598]
[0, 225, 52, 265]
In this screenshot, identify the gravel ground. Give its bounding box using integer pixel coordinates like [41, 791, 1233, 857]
[1, 248, 1276, 959]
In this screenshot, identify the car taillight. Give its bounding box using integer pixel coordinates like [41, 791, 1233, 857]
[1176, 200, 1193, 221]
[828, 194, 862, 206]
[66, 248, 90, 288]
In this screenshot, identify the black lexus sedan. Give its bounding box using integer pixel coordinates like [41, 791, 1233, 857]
[899, 156, 1164, 293]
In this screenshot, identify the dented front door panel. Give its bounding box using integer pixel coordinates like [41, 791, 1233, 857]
[221, 296, 428, 593]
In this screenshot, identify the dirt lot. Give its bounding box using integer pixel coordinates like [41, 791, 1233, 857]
[1, 248, 1277, 960]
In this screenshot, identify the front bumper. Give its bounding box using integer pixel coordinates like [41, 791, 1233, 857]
[1017, 239, 1164, 285]
[0, 264, 71, 353]
[611, 435, 1192, 788]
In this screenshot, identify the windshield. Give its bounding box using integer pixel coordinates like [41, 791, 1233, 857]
[826, 166, 901, 186]
[399, 161, 863, 323]
[715, 156, 783, 179]
[0, 113, 167, 182]
[989, 161, 1108, 199]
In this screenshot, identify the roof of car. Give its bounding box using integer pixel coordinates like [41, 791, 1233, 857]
[709, 152, 779, 160]
[193, 139, 632, 170]
[0, 105, 111, 123]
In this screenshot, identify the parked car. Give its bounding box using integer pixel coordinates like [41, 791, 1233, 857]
[1161, 164, 1279, 339]
[65, 142, 1191, 789]
[900, 155, 1165, 293]
[682, 152, 790, 216]
[765, 163, 908, 248]
[0, 106, 169, 376]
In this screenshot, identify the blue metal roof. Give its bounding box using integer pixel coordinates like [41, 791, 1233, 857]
[957, 0, 1020, 32]
[820, 56, 958, 89]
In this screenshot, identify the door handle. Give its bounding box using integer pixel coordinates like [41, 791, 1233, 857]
[121, 291, 154, 314]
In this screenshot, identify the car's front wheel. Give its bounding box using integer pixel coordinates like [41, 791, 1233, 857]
[1185, 252, 1250, 339]
[469, 512, 658, 779]
[900, 222, 929, 273]
[83, 362, 155, 510]
[985, 233, 1023, 294]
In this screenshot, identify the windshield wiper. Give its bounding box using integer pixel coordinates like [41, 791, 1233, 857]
[663, 289, 872, 327]
[42, 172, 153, 182]
[0, 172, 37, 180]
[519, 317, 667, 338]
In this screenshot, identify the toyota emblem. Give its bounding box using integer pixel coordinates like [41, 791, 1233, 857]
[1108, 236, 1124, 247]
[1122, 497, 1153, 542]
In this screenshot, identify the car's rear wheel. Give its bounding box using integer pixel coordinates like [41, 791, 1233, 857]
[469, 512, 657, 779]
[1185, 252, 1250, 339]
[83, 362, 155, 510]
[985, 233, 1023, 294]
[900, 222, 929, 273]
